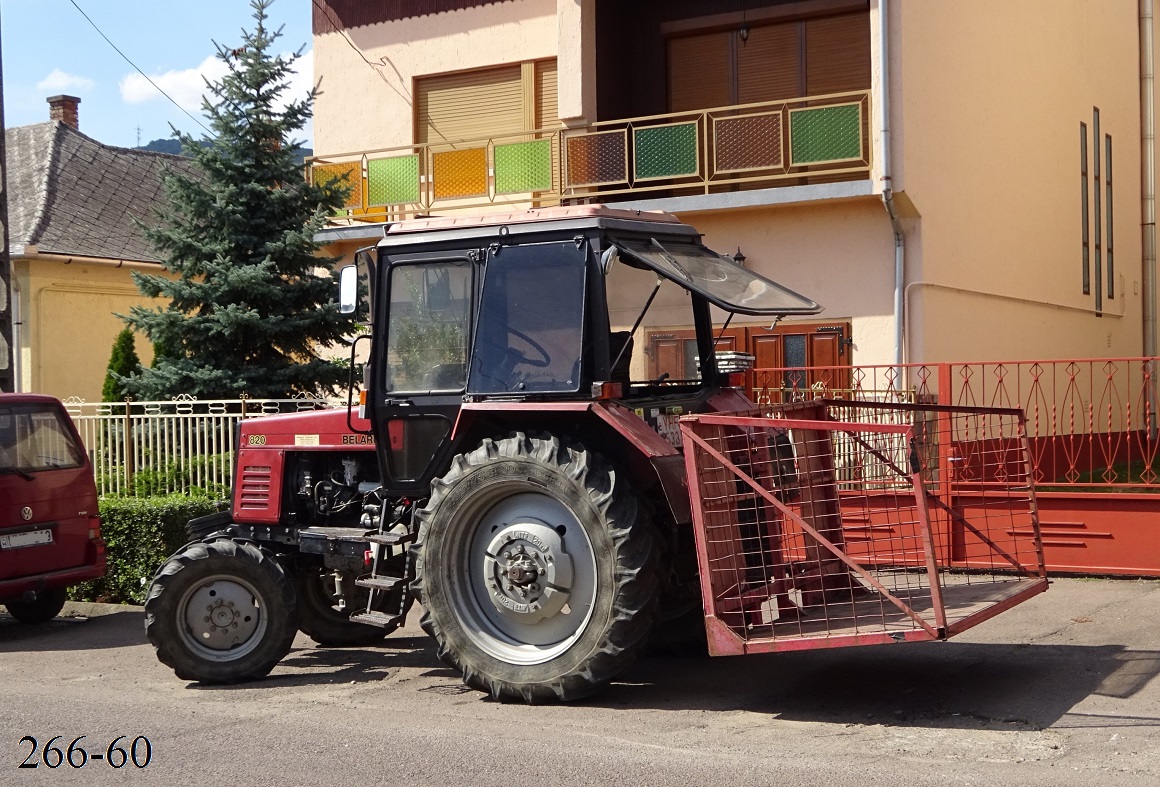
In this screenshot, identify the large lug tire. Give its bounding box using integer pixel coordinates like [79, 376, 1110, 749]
[144, 537, 297, 683]
[294, 566, 388, 647]
[413, 433, 660, 703]
[4, 587, 67, 624]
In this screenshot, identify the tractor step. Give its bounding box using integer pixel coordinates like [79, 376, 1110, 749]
[366, 531, 415, 547]
[355, 575, 405, 592]
[349, 610, 404, 632]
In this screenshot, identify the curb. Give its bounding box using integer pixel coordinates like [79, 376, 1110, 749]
[61, 601, 144, 618]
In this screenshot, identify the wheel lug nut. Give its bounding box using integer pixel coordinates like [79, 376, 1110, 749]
[204, 616, 211, 623]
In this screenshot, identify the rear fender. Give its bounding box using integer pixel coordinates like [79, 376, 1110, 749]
[453, 401, 691, 531]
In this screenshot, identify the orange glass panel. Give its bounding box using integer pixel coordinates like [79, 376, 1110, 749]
[311, 162, 362, 209]
[432, 147, 488, 200]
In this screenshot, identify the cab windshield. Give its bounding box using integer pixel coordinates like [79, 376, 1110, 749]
[0, 404, 85, 473]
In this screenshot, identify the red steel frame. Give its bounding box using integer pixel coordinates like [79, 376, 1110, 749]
[680, 400, 1048, 657]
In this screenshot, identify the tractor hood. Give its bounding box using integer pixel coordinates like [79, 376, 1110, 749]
[610, 236, 821, 317]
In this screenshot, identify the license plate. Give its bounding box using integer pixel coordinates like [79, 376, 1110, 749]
[0, 529, 54, 550]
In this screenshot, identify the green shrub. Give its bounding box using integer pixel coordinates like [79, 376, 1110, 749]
[69, 494, 228, 605]
[102, 328, 143, 402]
[131, 454, 230, 499]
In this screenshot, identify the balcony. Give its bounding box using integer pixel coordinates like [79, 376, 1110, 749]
[309, 89, 872, 223]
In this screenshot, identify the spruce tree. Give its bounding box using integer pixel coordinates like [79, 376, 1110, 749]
[102, 328, 142, 402]
[122, 0, 350, 400]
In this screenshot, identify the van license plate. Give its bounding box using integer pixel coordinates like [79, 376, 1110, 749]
[0, 529, 53, 549]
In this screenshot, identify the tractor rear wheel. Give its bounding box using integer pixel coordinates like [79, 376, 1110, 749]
[413, 433, 660, 703]
[144, 537, 297, 683]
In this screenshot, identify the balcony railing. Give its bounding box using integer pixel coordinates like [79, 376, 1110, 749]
[308, 89, 872, 223]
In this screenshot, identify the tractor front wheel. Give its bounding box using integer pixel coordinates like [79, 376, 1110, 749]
[144, 537, 297, 683]
[413, 433, 659, 703]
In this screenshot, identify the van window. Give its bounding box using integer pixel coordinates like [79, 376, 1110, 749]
[0, 404, 85, 473]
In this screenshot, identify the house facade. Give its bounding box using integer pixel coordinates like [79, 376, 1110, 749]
[7, 96, 187, 402]
[308, 0, 1155, 379]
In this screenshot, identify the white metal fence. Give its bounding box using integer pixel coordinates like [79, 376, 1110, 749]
[61, 395, 344, 497]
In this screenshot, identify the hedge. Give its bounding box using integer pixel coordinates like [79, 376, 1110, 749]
[69, 495, 228, 605]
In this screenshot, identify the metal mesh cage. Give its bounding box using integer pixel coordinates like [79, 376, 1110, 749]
[680, 399, 1047, 656]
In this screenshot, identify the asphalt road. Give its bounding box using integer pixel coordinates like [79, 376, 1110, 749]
[3, 578, 1160, 787]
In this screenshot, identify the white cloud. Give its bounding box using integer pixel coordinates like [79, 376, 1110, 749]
[119, 55, 228, 110]
[118, 49, 313, 124]
[36, 69, 95, 93]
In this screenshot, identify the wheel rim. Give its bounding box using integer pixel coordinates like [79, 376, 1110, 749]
[176, 573, 269, 662]
[451, 488, 597, 666]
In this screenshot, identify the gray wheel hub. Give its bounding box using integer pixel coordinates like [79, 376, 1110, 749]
[484, 522, 574, 623]
[178, 575, 267, 660]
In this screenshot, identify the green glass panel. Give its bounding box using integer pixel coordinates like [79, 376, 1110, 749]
[494, 139, 553, 194]
[790, 104, 861, 164]
[634, 123, 697, 180]
[367, 155, 420, 205]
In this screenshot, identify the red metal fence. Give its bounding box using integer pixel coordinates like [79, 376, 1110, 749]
[753, 358, 1160, 491]
[750, 359, 1160, 575]
[680, 400, 1047, 656]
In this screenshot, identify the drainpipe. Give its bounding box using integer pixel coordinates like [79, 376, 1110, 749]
[11, 275, 19, 392]
[1142, 0, 1156, 360]
[879, 0, 905, 368]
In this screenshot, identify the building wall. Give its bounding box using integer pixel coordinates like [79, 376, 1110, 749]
[895, 0, 1145, 363]
[678, 198, 897, 364]
[14, 258, 158, 402]
[312, 0, 557, 155]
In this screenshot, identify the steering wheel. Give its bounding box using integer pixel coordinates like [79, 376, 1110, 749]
[507, 327, 551, 368]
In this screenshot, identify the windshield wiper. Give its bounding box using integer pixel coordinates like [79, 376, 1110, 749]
[649, 238, 691, 281]
[0, 467, 35, 481]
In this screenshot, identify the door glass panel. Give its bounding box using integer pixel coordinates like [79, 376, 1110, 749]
[783, 333, 807, 390]
[385, 262, 471, 393]
[386, 416, 451, 482]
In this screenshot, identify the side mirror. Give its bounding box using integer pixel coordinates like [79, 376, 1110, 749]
[600, 246, 620, 276]
[339, 265, 358, 315]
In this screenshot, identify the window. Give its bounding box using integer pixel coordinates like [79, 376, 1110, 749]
[415, 59, 558, 146]
[384, 262, 472, 393]
[0, 404, 84, 473]
[469, 242, 587, 395]
[666, 11, 871, 112]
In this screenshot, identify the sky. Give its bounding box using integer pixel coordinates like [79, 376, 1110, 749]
[0, 0, 315, 149]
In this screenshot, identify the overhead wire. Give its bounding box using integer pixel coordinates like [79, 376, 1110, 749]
[308, 0, 411, 105]
[66, 0, 214, 136]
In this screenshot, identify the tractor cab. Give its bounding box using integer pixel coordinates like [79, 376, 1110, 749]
[342, 205, 821, 499]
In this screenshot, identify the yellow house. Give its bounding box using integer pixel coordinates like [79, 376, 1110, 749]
[7, 96, 188, 401]
[307, 0, 1157, 374]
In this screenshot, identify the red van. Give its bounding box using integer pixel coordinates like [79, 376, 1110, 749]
[1, 393, 106, 623]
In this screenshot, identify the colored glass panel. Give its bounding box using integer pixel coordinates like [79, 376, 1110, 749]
[367, 155, 420, 205]
[312, 162, 362, 209]
[634, 123, 698, 181]
[565, 131, 627, 187]
[432, 147, 488, 200]
[790, 104, 861, 164]
[494, 139, 553, 194]
[715, 114, 782, 173]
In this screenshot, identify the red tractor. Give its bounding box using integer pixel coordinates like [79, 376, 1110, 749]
[145, 206, 1047, 701]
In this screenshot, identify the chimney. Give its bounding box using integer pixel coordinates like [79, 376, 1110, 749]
[47, 95, 81, 129]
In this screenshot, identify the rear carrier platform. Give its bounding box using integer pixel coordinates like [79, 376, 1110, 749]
[680, 399, 1047, 656]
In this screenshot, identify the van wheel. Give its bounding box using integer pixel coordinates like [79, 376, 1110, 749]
[144, 537, 296, 683]
[4, 587, 67, 624]
[413, 433, 660, 703]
